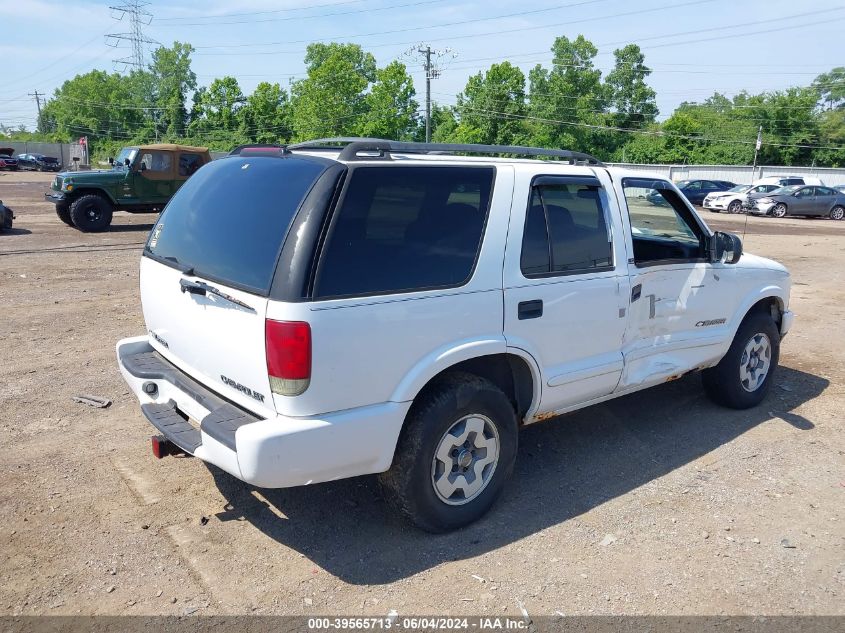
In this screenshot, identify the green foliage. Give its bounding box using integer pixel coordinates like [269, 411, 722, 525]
[18, 33, 845, 166]
[357, 61, 418, 140]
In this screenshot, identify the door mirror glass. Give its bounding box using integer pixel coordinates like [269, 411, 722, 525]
[711, 231, 742, 264]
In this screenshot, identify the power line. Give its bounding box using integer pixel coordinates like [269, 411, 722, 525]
[156, 0, 372, 21]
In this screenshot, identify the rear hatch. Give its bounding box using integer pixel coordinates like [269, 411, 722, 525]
[141, 153, 333, 417]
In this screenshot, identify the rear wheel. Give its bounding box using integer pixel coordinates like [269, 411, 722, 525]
[772, 203, 787, 218]
[379, 372, 518, 532]
[69, 194, 113, 232]
[55, 202, 74, 226]
[830, 205, 844, 221]
[727, 200, 743, 214]
[702, 311, 780, 409]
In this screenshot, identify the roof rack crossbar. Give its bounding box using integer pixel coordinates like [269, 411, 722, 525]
[286, 137, 604, 166]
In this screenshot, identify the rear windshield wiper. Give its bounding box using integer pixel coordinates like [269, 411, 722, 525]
[180, 278, 255, 313]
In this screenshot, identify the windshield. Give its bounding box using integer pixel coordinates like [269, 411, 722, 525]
[145, 155, 328, 294]
[771, 185, 800, 195]
[728, 185, 750, 193]
[113, 147, 138, 168]
[676, 180, 692, 188]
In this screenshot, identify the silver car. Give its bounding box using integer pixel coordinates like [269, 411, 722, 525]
[745, 185, 845, 220]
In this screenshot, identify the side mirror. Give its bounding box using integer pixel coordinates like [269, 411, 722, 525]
[139, 163, 146, 172]
[124, 158, 130, 166]
[108, 157, 114, 165]
[711, 231, 742, 265]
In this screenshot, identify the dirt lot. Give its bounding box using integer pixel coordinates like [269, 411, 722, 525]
[0, 171, 843, 617]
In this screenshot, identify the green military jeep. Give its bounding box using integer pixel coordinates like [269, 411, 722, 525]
[45, 144, 211, 232]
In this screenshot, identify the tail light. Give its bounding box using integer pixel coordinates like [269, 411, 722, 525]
[266, 320, 311, 396]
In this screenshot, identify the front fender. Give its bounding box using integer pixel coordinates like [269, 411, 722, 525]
[728, 283, 789, 340]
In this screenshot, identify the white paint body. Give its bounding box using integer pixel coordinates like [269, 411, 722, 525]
[117, 156, 794, 489]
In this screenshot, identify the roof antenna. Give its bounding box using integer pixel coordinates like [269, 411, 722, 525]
[743, 126, 763, 243]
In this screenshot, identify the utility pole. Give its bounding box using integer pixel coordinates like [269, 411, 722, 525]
[752, 125, 762, 183]
[29, 90, 43, 133]
[404, 44, 456, 143]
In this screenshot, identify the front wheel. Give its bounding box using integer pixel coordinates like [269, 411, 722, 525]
[727, 200, 743, 214]
[379, 372, 518, 532]
[702, 311, 780, 409]
[772, 203, 788, 218]
[55, 202, 74, 226]
[830, 205, 844, 221]
[69, 194, 113, 232]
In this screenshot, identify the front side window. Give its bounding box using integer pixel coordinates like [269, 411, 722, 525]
[622, 178, 706, 265]
[700, 181, 720, 190]
[314, 166, 494, 298]
[520, 179, 613, 277]
[795, 187, 814, 198]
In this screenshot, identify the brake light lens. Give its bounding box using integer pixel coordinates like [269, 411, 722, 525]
[266, 320, 311, 396]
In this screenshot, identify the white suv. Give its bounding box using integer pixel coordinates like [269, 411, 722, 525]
[117, 139, 794, 532]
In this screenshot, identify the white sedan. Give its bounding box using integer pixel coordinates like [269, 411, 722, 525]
[703, 183, 780, 214]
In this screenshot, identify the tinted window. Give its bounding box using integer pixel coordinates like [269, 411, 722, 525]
[146, 155, 327, 293]
[784, 178, 804, 185]
[178, 153, 203, 177]
[700, 181, 720, 190]
[815, 187, 835, 196]
[795, 187, 814, 198]
[314, 166, 494, 298]
[520, 181, 612, 276]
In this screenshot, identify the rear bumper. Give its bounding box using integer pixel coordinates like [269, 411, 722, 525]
[116, 336, 409, 488]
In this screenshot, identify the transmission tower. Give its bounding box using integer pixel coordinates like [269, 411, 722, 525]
[403, 44, 458, 142]
[106, 0, 156, 70]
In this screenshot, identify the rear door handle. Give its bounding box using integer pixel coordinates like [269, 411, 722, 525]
[518, 300, 543, 320]
[631, 284, 642, 302]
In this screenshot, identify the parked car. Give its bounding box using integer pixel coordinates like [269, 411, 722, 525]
[703, 183, 780, 214]
[0, 148, 19, 171]
[745, 185, 845, 219]
[648, 179, 735, 206]
[45, 143, 212, 231]
[755, 175, 824, 187]
[116, 138, 794, 532]
[17, 153, 61, 172]
[0, 199, 13, 231]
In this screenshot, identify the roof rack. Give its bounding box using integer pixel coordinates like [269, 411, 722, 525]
[286, 137, 604, 166]
[228, 143, 288, 156]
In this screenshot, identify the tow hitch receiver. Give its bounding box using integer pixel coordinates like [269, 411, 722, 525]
[151, 435, 182, 459]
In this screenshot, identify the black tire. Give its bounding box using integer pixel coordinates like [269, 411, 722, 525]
[69, 194, 113, 232]
[702, 311, 780, 409]
[727, 200, 743, 214]
[379, 372, 518, 532]
[829, 205, 844, 221]
[55, 202, 74, 226]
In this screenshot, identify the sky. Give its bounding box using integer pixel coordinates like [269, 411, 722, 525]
[2, 0, 844, 133]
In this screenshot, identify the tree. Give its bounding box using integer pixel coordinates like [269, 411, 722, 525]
[149, 42, 197, 138]
[454, 62, 528, 145]
[190, 76, 245, 133]
[238, 82, 292, 143]
[603, 44, 658, 131]
[290, 43, 375, 139]
[356, 61, 418, 140]
[813, 67, 845, 110]
[527, 35, 606, 154]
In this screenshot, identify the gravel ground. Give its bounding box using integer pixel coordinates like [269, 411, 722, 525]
[0, 171, 843, 617]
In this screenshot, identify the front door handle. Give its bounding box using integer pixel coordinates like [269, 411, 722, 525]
[518, 300, 543, 320]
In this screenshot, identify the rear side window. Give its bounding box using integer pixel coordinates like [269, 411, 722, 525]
[178, 153, 203, 176]
[146, 155, 327, 293]
[314, 166, 494, 298]
[520, 180, 613, 276]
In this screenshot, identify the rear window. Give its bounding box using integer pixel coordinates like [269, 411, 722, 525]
[314, 166, 494, 298]
[145, 155, 327, 293]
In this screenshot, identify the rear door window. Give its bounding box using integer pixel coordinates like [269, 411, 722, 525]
[178, 153, 203, 177]
[145, 155, 328, 293]
[520, 179, 613, 276]
[314, 166, 494, 298]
